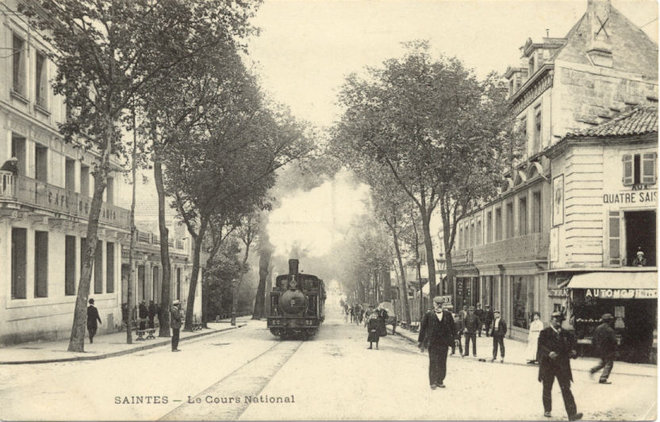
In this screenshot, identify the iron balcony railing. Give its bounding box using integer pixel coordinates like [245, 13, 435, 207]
[453, 232, 550, 265]
[0, 171, 130, 230]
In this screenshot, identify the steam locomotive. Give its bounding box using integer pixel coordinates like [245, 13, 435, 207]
[267, 259, 326, 338]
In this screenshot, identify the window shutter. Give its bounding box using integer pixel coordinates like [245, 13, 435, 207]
[622, 154, 633, 185]
[608, 211, 621, 266]
[641, 153, 656, 184]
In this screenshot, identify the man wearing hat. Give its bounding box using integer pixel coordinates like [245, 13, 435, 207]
[490, 310, 507, 362]
[463, 305, 481, 357]
[589, 313, 616, 384]
[418, 296, 456, 389]
[537, 311, 582, 421]
[170, 300, 182, 352]
[86, 298, 102, 344]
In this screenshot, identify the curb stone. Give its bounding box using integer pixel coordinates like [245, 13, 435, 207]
[0, 324, 246, 365]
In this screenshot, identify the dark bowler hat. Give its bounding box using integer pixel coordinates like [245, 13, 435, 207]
[601, 313, 614, 321]
[88, 298, 94, 304]
[551, 311, 564, 320]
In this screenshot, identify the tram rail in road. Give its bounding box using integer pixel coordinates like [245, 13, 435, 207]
[160, 340, 304, 421]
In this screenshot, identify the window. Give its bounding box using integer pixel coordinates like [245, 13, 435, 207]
[533, 104, 542, 153]
[608, 211, 621, 266]
[11, 134, 26, 176]
[622, 153, 657, 186]
[458, 226, 463, 250]
[470, 221, 475, 247]
[94, 240, 103, 294]
[495, 208, 503, 241]
[35, 145, 48, 182]
[506, 202, 514, 239]
[532, 191, 542, 233]
[12, 34, 26, 95]
[65, 236, 76, 295]
[35, 231, 48, 298]
[512, 276, 535, 329]
[80, 165, 90, 196]
[176, 268, 182, 300]
[476, 219, 482, 246]
[520, 116, 528, 149]
[12, 228, 27, 299]
[486, 211, 493, 243]
[519, 196, 528, 236]
[106, 176, 114, 204]
[35, 51, 48, 108]
[106, 242, 114, 293]
[65, 159, 76, 191]
[528, 55, 535, 75]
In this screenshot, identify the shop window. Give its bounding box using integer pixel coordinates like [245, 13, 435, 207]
[12, 228, 27, 299]
[512, 276, 535, 329]
[106, 242, 115, 293]
[65, 235, 76, 296]
[12, 34, 26, 96]
[622, 153, 657, 186]
[94, 240, 103, 294]
[34, 231, 48, 298]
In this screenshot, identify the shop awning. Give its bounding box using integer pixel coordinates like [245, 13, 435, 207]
[567, 271, 657, 290]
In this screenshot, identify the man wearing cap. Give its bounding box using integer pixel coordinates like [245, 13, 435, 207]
[463, 306, 481, 357]
[490, 310, 507, 362]
[537, 311, 582, 421]
[590, 313, 616, 384]
[418, 296, 456, 389]
[170, 300, 182, 352]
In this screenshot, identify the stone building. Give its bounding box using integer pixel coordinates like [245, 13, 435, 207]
[448, 0, 657, 341]
[0, 1, 197, 344]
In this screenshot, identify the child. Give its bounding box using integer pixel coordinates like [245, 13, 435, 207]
[367, 313, 380, 350]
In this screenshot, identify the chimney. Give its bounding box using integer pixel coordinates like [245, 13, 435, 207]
[288, 259, 299, 275]
[586, 0, 613, 67]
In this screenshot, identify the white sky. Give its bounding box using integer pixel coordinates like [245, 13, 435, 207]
[249, 0, 658, 259]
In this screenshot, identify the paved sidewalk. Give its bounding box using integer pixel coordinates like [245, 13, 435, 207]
[392, 326, 657, 378]
[0, 318, 251, 365]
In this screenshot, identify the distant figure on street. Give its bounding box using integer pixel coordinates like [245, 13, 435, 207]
[590, 313, 617, 384]
[632, 247, 647, 266]
[0, 157, 18, 175]
[367, 312, 380, 350]
[377, 307, 388, 337]
[484, 305, 494, 336]
[526, 312, 543, 364]
[451, 312, 464, 357]
[170, 300, 182, 352]
[475, 303, 485, 337]
[148, 300, 157, 329]
[490, 310, 507, 362]
[138, 300, 148, 330]
[463, 306, 481, 357]
[459, 305, 468, 322]
[418, 296, 456, 389]
[537, 311, 582, 421]
[86, 298, 102, 344]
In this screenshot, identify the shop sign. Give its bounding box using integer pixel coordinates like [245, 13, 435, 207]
[602, 190, 657, 205]
[584, 288, 658, 299]
[548, 288, 568, 298]
[436, 295, 452, 304]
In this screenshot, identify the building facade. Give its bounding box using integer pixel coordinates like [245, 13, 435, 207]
[0, 1, 198, 345]
[448, 0, 657, 341]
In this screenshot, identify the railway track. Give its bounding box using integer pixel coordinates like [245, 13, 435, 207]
[160, 340, 304, 421]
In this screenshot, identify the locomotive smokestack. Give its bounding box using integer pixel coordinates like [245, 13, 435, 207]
[289, 259, 299, 275]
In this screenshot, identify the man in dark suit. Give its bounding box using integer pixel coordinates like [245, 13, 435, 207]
[490, 310, 507, 362]
[590, 313, 617, 384]
[418, 296, 456, 389]
[86, 298, 102, 344]
[538, 311, 582, 421]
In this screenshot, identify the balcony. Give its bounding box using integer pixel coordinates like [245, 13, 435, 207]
[453, 232, 550, 266]
[0, 171, 130, 230]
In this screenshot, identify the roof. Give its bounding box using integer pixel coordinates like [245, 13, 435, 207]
[566, 105, 658, 138]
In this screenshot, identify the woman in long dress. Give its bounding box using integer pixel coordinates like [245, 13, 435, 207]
[526, 312, 543, 364]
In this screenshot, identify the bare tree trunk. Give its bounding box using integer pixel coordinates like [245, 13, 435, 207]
[154, 157, 171, 337]
[391, 228, 411, 325]
[68, 128, 112, 352]
[420, 208, 437, 296]
[126, 112, 138, 345]
[184, 219, 208, 331]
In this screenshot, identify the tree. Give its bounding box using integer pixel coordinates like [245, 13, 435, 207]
[333, 41, 513, 298]
[234, 213, 259, 324]
[22, 0, 258, 352]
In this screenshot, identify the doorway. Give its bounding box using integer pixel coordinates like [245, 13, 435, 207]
[625, 211, 656, 266]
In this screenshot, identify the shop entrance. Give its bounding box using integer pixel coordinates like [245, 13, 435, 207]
[625, 210, 656, 266]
